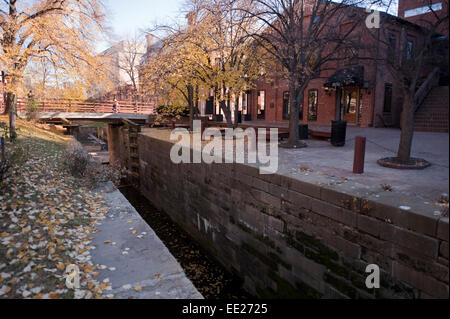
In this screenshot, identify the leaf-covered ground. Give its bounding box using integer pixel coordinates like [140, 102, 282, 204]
[0, 117, 113, 299]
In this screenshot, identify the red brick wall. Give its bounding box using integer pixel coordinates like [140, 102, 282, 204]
[249, 76, 375, 127]
[398, 0, 449, 35]
[246, 9, 435, 128]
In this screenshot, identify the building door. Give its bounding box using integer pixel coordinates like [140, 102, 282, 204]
[205, 96, 214, 115]
[341, 88, 360, 124]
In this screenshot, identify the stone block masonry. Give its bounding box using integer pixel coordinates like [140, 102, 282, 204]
[130, 132, 448, 299]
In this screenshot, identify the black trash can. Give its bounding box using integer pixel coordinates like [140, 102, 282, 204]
[237, 111, 242, 124]
[244, 114, 252, 121]
[215, 114, 223, 122]
[331, 120, 347, 147]
[299, 124, 309, 140]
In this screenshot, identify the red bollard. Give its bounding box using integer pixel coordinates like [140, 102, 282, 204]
[353, 136, 366, 174]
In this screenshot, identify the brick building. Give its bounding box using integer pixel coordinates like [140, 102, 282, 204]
[398, 0, 448, 35]
[228, 2, 448, 130]
[141, 2, 448, 131]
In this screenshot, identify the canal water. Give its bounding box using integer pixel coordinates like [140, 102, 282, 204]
[119, 186, 252, 299]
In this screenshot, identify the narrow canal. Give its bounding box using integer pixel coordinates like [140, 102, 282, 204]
[119, 186, 253, 299]
[76, 126, 252, 299]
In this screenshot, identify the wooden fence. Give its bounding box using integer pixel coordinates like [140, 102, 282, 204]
[0, 96, 156, 115]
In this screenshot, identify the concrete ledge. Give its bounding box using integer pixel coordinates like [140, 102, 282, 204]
[89, 182, 203, 299]
[122, 129, 448, 298]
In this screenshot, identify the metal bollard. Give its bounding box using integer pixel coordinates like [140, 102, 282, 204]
[353, 136, 366, 174]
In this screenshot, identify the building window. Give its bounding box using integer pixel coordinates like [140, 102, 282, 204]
[283, 91, 290, 120]
[387, 33, 396, 62]
[241, 92, 248, 115]
[406, 40, 414, 60]
[383, 83, 393, 113]
[345, 91, 357, 115]
[257, 90, 265, 120]
[308, 90, 318, 121]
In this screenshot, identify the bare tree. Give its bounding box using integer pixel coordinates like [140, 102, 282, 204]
[377, 1, 448, 164]
[241, 0, 372, 147]
[199, 0, 264, 128]
[141, 22, 212, 130]
[116, 33, 146, 107]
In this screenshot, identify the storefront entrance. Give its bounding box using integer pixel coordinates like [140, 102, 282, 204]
[325, 66, 365, 125]
[337, 87, 361, 125]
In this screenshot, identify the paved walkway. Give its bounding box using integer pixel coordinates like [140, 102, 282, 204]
[90, 182, 202, 299]
[275, 127, 449, 201]
[143, 126, 448, 214]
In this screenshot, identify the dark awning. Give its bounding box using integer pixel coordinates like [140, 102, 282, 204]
[324, 66, 364, 88]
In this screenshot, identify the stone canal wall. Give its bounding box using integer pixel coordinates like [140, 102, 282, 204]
[131, 133, 448, 299]
[107, 124, 130, 168]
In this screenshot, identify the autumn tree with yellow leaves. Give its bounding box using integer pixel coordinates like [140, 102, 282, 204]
[142, 0, 265, 129]
[0, 0, 110, 139]
[141, 24, 212, 130]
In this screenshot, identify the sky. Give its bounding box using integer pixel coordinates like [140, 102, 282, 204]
[98, 0, 186, 52]
[98, 0, 399, 52]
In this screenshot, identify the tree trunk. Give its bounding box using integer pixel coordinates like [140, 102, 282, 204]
[188, 85, 194, 131]
[287, 78, 300, 146]
[194, 86, 200, 116]
[3, 93, 9, 115]
[6, 92, 17, 141]
[397, 94, 415, 162]
[222, 99, 232, 127]
[133, 90, 138, 112]
[233, 96, 239, 129]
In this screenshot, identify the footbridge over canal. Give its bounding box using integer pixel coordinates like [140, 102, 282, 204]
[38, 112, 150, 125]
[39, 112, 146, 184]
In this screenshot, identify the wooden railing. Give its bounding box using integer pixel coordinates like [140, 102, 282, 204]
[0, 97, 156, 115]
